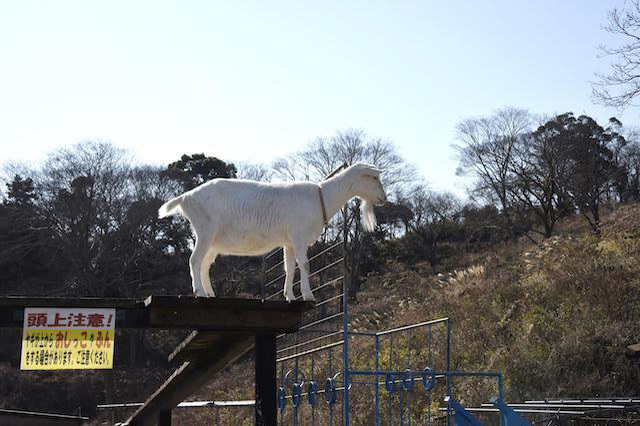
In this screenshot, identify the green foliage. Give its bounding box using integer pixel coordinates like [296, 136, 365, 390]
[6, 175, 36, 206]
[162, 153, 237, 191]
[534, 113, 620, 233]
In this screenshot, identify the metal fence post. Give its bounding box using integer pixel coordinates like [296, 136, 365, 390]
[342, 224, 350, 426]
[374, 334, 380, 426]
[446, 319, 452, 426]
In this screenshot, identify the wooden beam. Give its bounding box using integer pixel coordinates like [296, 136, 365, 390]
[158, 410, 171, 426]
[0, 296, 141, 308]
[144, 295, 311, 311]
[144, 296, 312, 332]
[0, 296, 147, 328]
[168, 331, 227, 363]
[0, 296, 312, 330]
[125, 334, 254, 426]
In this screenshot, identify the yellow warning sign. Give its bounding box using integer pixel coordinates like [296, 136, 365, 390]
[20, 308, 115, 370]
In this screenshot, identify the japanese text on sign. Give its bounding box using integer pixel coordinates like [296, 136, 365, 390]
[20, 307, 116, 370]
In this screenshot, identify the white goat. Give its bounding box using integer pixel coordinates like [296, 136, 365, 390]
[158, 162, 387, 302]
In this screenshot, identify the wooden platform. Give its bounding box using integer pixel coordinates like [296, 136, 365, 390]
[0, 295, 313, 332]
[0, 295, 313, 425]
[123, 297, 314, 426]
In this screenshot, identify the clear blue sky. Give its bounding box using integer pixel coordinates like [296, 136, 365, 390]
[0, 1, 634, 194]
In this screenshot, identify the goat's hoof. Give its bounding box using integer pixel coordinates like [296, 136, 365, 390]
[302, 294, 316, 303]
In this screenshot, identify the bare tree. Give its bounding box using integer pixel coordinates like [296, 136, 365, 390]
[455, 107, 531, 237]
[593, 1, 640, 108]
[621, 135, 640, 201]
[405, 186, 461, 272]
[272, 154, 313, 182]
[273, 129, 417, 297]
[129, 165, 182, 203]
[236, 161, 274, 181]
[274, 130, 415, 188]
[34, 141, 132, 296]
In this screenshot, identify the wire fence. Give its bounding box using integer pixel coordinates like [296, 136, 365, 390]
[263, 236, 347, 426]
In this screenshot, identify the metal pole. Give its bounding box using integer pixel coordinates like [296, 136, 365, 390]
[399, 387, 404, 426]
[342, 260, 349, 426]
[374, 334, 380, 426]
[389, 333, 394, 426]
[446, 319, 452, 426]
[428, 324, 432, 426]
[294, 336, 299, 426]
[342, 219, 350, 426]
[311, 354, 316, 426]
[279, 362, 284, 426]
[329, 346, 334, 426]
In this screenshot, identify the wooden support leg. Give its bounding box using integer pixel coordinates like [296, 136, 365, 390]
[255, 333, 276, 426]
[158, 409, 171, 426]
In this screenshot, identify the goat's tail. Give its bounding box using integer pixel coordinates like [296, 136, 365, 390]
[158, 195, 185, 218]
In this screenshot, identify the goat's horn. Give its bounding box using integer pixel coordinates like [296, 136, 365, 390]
[324, 162, 349, 180]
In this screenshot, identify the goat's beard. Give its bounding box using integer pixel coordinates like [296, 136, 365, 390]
[361, 200, 377, 232]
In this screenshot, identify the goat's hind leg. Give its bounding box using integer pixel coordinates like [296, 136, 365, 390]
[292, 241, 315, 302]
[189, 234, 215, 297]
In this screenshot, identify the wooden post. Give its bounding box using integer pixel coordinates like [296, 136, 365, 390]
[158, 410, 171, 426]
[255, 333, 276, 426]
[0, 296, 312, 425]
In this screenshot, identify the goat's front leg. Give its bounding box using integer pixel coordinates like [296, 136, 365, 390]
[283, 246, 297, 302]
[292, 241, 316, 302]
[189, 235, 213, 297]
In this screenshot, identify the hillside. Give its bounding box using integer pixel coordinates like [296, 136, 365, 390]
[355, 205, 640, 401]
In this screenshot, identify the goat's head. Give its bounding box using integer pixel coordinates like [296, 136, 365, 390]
[346, 162, 387, 232]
